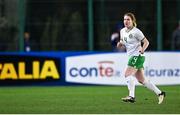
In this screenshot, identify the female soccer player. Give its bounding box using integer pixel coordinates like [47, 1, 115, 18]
[117, 12, 165, 104]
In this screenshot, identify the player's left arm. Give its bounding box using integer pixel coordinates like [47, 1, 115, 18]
[139, 37, 149, 54]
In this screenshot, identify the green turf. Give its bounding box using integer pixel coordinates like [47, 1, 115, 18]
[0, 85, 179, 114]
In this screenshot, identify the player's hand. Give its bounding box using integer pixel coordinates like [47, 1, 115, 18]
[117, 42, 123, 48]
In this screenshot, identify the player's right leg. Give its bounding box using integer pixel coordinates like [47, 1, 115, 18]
[121, 66, 137, 103]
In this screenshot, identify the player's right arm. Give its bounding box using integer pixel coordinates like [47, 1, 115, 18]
[117, 29, 124, 48]
[117, 38, 126, 51]
[117, 39, 124, 48]
[117, 28, 126, 51]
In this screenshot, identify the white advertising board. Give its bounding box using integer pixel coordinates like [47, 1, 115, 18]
[66, 52, 180, 85]
[144, 52, 180, 85]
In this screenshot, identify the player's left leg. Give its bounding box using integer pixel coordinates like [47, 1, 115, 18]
[135, 69, 166, 104]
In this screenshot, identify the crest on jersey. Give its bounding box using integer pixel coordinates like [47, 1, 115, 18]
[129, 34, 133, 38]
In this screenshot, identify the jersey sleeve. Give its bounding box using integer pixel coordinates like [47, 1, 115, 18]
[135, 29, 145, 41]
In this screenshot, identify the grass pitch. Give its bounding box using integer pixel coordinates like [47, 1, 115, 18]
[0, 85, 179, 114]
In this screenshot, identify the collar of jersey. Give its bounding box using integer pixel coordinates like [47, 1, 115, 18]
[125, 27, 134, 33]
